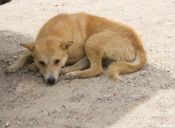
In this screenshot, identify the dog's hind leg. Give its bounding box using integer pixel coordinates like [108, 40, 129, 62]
[108, 49, 146, 80]
[5, 53, 33, 73]
[65, 38, 104, 79]
[108, 61, 127, 81]
[61, 57, 89, 74]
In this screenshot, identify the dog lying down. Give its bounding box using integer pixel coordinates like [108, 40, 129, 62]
[6, 12, 146, 85]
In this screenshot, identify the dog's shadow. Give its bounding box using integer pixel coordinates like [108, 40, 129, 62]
[0, 30, 175, 128]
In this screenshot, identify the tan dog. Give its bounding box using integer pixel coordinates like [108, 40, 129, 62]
[6, 12, 146, 85]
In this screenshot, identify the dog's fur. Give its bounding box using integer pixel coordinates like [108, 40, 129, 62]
[6, 12, 146, 84]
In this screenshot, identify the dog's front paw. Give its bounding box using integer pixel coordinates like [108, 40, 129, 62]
[28, 63, 38, 72]
[60, 67, 72, 75]
[5, 65, 18, 73]
[64, 72, 79, 80]
[60, 68, 66, 75]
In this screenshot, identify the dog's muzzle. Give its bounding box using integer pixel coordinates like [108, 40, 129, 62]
[47, 77, 56, 85]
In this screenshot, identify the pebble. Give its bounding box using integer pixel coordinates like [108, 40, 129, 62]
[41, 110, 49, 116]
[5, 122, 10, 127]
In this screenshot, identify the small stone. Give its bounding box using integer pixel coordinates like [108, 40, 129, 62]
[41, 110, 49, 116]
[65, 80, 69, 82]
[5, 122, 10, 127]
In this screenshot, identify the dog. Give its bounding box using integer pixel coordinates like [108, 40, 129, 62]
[6, 12, 146, 85]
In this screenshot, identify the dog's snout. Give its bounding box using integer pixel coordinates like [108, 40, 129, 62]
[47, 77, 56, 85]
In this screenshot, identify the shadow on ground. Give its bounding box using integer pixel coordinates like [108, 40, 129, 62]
[0, 31, 174, 128]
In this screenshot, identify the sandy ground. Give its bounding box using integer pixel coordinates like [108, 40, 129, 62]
[0, 0, 175, 128]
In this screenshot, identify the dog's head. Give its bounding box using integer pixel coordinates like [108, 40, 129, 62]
[21, 36, 73, 85]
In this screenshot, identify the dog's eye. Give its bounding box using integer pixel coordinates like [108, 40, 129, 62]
[39, 61, 45, 66]
[54, 59, 60, 65]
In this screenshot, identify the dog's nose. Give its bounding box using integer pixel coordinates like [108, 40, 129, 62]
[47, 77, 56, 85]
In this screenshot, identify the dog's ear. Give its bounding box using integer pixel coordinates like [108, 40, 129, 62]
[61, 41, 73, 49]
[20, 42, 35, 51]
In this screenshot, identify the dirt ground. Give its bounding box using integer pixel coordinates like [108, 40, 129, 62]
[0, 0, 175, 128]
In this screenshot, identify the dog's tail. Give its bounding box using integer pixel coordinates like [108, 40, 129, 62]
[108, 48, 146, 80]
